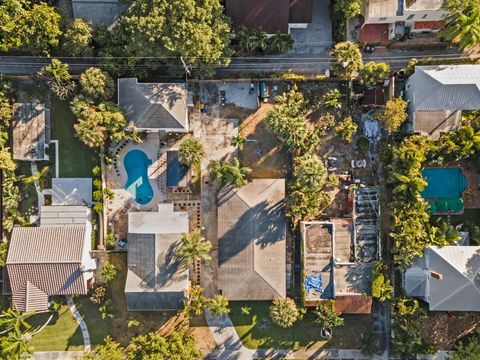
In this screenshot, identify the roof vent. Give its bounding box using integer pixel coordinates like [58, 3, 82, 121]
[431, 271, 443, 280]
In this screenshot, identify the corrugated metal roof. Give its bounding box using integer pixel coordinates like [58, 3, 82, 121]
[7, 226, 85, 263]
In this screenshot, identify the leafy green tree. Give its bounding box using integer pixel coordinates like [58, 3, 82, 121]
[333, 0, 361, 19]
[0, 308, 33, 334]
[0, 0, 62, 55]
[323, 89, 342, 109]
[38, 59, 76, 100]
[127, 331, 201, 360]
[269, 298, 303, 328]
[101, 262, 117, 282]
[62, 19, 93, 57]
[179, 137, 205, 168]
[0, 242, 8, 268]
[0, 328, 32, 359]
[336, 116, 357, 142]
[209, 158, 251, 188]
[82, 336, 124, 360]
[0, 98, 13, 128]
[361, 62, 390, 86]
[450, 334, 480, 360]
[0, 147, 16, 173]
[440, 0, 480, 53]
[102, 0, 232, 77]
[330, 41, 363, 79]
[71, 97, 128, 148]
[207, 294, 230, 316]
[230, 134, 246, 150]
[376, 97, 407, 134]
[313, 300, 344, 329]
[80, 68, 115, 101]
[175, 229, 212, 267]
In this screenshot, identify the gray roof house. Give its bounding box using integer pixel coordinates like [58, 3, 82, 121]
[6, 206, 96, 312]
[125, 203, 189, 311]
[217, 179, 286, 300]
[118, 78, 189, 133]
[72, 0, 126, 27]
[12, 103, 50, 161]
[403, 246, 480, 311]
[405, 65, 480, 139]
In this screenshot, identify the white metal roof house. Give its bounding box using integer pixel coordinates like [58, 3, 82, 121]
[403, 245, 480, 311]
[6, 206, 96, 312]
[405, 65, 480, 139]
[125, 203, 190, 311]
[118, 78, 189, 133]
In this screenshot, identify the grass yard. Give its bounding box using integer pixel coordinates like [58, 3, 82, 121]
[16, 161, 38, 218]
[230, 301, 373, 350]
[50, 97, 99, 178]
[27, 305, 83, 352]
[432, 209, 480, 227]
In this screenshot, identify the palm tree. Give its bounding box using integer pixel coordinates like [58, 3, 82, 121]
[390, 173, 428, 199]
[250, 27, 268, 52]
[184, 285, 206, 317]
[44, 59, 72, 83]
[360, 332, 380, 356]
[209, 158, 251, 188]
[175, 229, 212, 267]
[178, 137, 205, 168]
[269, 298, 303, 328]
[440, 0, 480, 53]
[330, 41, 363, 80]
[267, 32, 295, 53]
[323, 89, 342, 109]
[0, 328, 32, 359]
[230, 135, 246, 150]
[23, 166, 49, 187]
[207, 294, 230, 316]
[0, 308, 34, 335]
[236, 26, 255, 54]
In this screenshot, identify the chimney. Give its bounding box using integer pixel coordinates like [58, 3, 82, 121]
[431, 271, 443, 280]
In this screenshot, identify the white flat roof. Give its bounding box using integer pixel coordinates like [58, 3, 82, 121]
[128, 203, 189, 234]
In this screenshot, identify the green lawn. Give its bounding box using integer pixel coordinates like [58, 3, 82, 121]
[230, 301, 374, 350]
[27, 305, 83, 352]
[432, 209, 480, 226]
[16, 161, 38, 218]
[50, 97, 99, 178]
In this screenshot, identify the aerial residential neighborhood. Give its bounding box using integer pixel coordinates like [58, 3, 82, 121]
[0, 0, 479, 359]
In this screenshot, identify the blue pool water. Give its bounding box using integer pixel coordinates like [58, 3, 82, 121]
[124, 149, 153, 205]
[421, 167, 467, 199]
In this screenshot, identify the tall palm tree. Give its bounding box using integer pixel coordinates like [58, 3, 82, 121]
[178, 137, 205, 168]
[207, 294, 230, 316]
[0, 308, 33, 335]
[236, 26, 255, 53]
[1, 328, 32, 359]
[330, 41, 363, 80]
[175, 229, 212, 267]
[440, 0, 480, 53]
[209, 158, 251, 188]
[230, 135, 246, 150]
[250, 27, 268, 52]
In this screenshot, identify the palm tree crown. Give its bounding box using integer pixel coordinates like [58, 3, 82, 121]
[175, 229, 212, 267]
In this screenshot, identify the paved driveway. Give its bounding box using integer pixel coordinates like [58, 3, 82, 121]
[289, 0, 333, 54]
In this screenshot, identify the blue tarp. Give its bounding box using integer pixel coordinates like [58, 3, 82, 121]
[305, 275, 323, 295]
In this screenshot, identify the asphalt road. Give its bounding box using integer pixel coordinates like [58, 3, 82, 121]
[0, 48, 471, 76]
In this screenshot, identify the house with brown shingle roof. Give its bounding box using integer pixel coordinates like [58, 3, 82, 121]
[5, 206, 96, 312]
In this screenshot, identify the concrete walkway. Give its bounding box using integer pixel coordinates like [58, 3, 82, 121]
[32, 352, 84, 360]
[66, 296, 91, 352]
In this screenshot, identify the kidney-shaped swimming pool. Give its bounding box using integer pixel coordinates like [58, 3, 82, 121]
[124, 149, 154, 205]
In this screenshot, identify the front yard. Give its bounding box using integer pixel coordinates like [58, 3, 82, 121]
[230, 301, 374, 350]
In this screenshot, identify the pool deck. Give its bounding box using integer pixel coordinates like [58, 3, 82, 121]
[460, 163, 480, 209]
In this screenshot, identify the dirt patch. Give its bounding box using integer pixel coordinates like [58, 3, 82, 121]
[189, 316, 217, 351]
[240, 104, 290, 179]
[421, 312, 480, 350]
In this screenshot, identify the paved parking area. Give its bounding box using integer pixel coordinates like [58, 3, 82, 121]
[218, 82, 259, 110]
[289, 0, 332, 54]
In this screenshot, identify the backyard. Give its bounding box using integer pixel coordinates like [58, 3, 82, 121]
[229, 301, 374, 350]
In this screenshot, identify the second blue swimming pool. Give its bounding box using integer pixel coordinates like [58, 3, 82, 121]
[124, 149, 153, 205]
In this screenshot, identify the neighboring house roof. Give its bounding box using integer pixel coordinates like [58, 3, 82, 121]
[72, 0, 126, 27]
[43, 178, 93, 206]
[40, 205, 90, 227]
[406, 0, 444, 11]
[118, 78, 188, 132]
[225, 0, 312, 33]
[404, 246, 480, 311]
[6, 226, 89, 311]
[406, 65, 480, 111]
[125, 204, 189, 311]
[365, 0, 399, 18]
[410, 110, 461, 139]
[217, 179, 286, 300]
[12, 103, 50, 161]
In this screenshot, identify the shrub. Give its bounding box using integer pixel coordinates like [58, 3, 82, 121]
[280, 71, 307, 82]
[92, 166, 102, 177]
[93, 190, 103, 202]
[313, 300, 344, 329]
[356, 136, 370, 154]
[269, 298, 304, 328]
[93, 203, 103, 214]
[101, 262, 117, 282]
[105, 233, 116, 250]
[336, 116, 358, 142]
[89, 283, 107, 304]
[316, 113, 336, 133]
